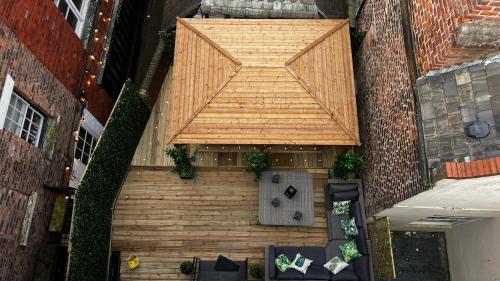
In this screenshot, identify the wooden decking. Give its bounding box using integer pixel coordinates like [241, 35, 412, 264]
[112, 167, 329, 280]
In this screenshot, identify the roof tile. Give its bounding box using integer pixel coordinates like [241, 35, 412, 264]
[445, 157, 500, 179]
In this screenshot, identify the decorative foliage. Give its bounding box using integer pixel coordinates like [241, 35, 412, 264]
[350, 30, 367, 55]
[249, 264, 264, 280]
[180, 261, 194, 275]
[165, 145, 196, 179]
[329, 151, 366, 181]
[159, 27, 176, 64]
[68, 80, 150, 281]
[245, 151, 271, 182]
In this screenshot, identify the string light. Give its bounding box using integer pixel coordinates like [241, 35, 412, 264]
[80, 0, 113, 104]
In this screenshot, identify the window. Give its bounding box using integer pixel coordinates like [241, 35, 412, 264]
[4, 92, 45, 147]
[53, 0, 88, 36]
[74, 127, 97, 165]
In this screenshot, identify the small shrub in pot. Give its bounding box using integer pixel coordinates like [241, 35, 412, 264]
[245, 151, 271, 182]
[329, 151, 366, 181]
[165, 145, 196, 179]
[180, 261, 194, 275]
[250, 264, 264, 280]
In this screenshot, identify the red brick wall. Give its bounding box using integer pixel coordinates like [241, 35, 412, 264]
[0, 21, 80, 281]
[0, 0, 115, 124]
[356, 0, 425, 216]
[410, 0, 500, 74]
[0, 0, 85, 94]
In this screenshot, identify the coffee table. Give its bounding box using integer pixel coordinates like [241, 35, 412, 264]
[258, 171, 314, 226]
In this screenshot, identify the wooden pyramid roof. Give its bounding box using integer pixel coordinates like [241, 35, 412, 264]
[166, 18, 359, 145]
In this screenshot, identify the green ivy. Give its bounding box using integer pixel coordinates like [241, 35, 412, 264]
[165, 145, 196, 179]
[329, 151, 366, 181]
[159, 27, 176, 65]
[245, 151, 271, 182]
[68, 80, 150, 281]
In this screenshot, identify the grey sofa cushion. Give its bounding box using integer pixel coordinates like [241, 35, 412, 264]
[272, 246, 302, 280]
[354, 230, 369, 255]
[353, 255, 370, 281]
[304, 263, 331, 280]
[325, 239, 350, 260]
[350, 201, 363, 228]
[300, 247, 326, 264]
[274, 246, 301, 261]
[331, 264, 358, 281]
[214, 255, 239, 271]
[276, 268, 304, 280]
[198, 270, 246, 281]
[300, 247, 330, 280]
[333, 191, 359, 202]
[327, 183, 358, 193]
[198, 261, 247, 281]
[269, 246, 277, 279]
[329, 214, 350, 240]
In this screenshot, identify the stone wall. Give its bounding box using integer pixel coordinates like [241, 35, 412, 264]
[355, 0, 424, 216]
[0, 21, 80, 281]
[410, 0, 500, 75]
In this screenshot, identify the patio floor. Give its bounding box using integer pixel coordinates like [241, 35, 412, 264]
[111, 167, 329, 280]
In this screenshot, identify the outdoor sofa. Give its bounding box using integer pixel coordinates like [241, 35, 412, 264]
[264, 180, 373, 281]
[192, 256, 248, 281]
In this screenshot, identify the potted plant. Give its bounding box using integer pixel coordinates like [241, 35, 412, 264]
[245, 151, 271, 182]
[250, 264, 264, 280]
[180, 261, 194, 275]
[165, 145, 196, 179]
[329, 151, 366, 181]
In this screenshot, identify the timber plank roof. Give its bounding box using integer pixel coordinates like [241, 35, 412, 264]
[167, 18, 359, 145]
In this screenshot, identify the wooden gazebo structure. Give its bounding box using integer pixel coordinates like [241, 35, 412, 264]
[166, 18, 359, 145]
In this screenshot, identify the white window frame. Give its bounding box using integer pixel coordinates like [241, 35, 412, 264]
[74, 126, 97, 165]
[0, 75, 45, 147]
[53, 0, 91, 37]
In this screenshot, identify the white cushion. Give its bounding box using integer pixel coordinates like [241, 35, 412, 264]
[323, 256, 349, 274]
[289, 253, 313, 274]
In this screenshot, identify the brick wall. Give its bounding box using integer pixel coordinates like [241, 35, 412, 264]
[410, 0, 500, 74]
[0, 0, 115, 125]
[0, 0, 85, 94]
[0, 21, 80, 281]
[356, 0, 425, 216]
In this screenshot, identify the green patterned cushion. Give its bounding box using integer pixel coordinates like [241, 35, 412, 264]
[332, 200, 350, 215]
[323, 256, 349, 274]
[339, 241, 362, 262]
[275, 254, 292, 272]
[289, 253, 313, 274]
[341, 217, 359, 237]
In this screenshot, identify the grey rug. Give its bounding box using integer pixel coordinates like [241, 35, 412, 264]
[259, 171, 314, 226]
